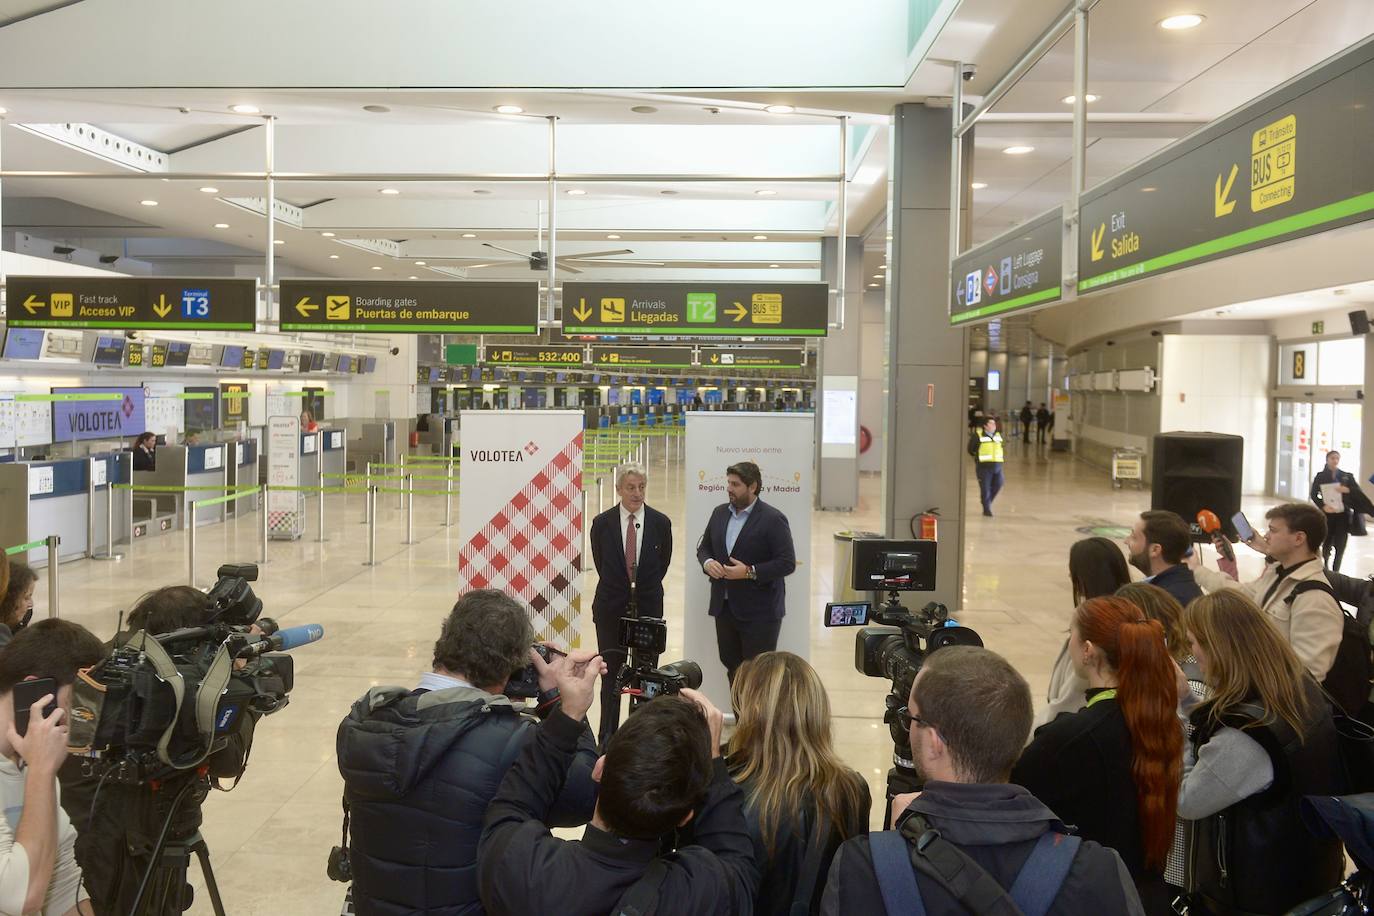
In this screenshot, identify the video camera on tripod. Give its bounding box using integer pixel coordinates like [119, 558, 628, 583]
[613, 569, 702, 707]
[824, 539, 982, 816]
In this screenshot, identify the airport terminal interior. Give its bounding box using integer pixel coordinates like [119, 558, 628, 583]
[0, 0, 1373, 913]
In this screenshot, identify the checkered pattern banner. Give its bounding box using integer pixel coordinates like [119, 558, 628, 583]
[457, 422, 584, 645]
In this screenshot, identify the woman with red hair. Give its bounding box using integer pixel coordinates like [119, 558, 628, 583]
[1012, 596, 1183, 912]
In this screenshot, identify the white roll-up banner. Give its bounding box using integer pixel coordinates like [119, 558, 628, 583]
[684, 412, 814, 708]
[458, 409, 585, 645]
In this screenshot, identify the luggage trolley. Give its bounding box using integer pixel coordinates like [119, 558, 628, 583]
[1111, 447, 1145, 489]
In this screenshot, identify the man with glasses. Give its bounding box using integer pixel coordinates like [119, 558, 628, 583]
[821, 646, 1144, 914]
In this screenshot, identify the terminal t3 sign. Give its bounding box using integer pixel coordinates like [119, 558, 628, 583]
[6, 277, 256, 331]
[562, 282, 829, 337]
[280, 279, 539, 334]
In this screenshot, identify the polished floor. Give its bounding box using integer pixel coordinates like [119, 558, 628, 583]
[32, 435, 1370, 914]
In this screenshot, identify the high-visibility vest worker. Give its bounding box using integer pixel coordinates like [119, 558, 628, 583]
[977, 433, 1004, 464]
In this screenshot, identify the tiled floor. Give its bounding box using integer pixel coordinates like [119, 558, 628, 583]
[35, 436, 1368, 914]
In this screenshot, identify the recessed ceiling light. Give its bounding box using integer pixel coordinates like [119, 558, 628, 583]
[1002, 146, 1035, 155]
[606, 234, 621, 240]
[874, 274, 883, 279]
[869, 282, 880, 287]
[213, 223, 230, 229]
[0, 108, 8, 116]
[630, 105, 658, 114]
[320, 231, 336, 237]
[1159, 13, 1204, 30]
[371, 265, 383, 270]
[229, 104, 260, 114]
[1141, 186, 1158, 193]
[1061, 94, 1100, 104]
[461, 232, 477, 238]
[273, 239, 285, 245]
[753, 234, 768, 240]
[409, 275, 418, 280]
[566, 188, 587, 196]
[329, 254, 340, 259]
[755, 189, 778, 196]
[140, 199, 158, 206]
[494, 104, 524, 114]
[764, 105, 795, 114]
[380, 188, 400, 195]
[362, 104, 390, 113]
[769, 263, 781, 268]
[200, 187, 219, 194]
[971, 182, 988, 190]
[415, 261, 427, 266]
[879, 264, 887, 269]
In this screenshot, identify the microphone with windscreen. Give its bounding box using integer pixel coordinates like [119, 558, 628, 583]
[1196, 510, 1234, 562]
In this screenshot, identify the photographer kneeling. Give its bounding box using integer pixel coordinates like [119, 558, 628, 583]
[336, 589, 597, 916]
[477, 657, 758, 915]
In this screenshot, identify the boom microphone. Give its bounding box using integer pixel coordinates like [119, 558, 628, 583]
[237, 624, 324, 659]
[1196, 510, 1235, 562]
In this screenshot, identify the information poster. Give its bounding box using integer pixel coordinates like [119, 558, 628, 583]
[266, 415, 302, 539]
[684, 412, 814, 709]
[457, 410, 584, 645]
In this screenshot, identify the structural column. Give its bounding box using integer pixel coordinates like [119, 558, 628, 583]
[1363, 334, 1374, 483]
[816, 236, 864, 510]
[883, 104, 971, 607]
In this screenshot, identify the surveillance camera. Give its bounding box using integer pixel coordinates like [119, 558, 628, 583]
[52, 245, 76, 256]
[99, 255, 119, 265]
[961, 63, 977, 82]
[126, 330, 140, 341]
[390, 347, 400, 356]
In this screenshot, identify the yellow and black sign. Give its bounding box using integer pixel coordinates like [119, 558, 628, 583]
[6, 277, 256, 331]
[242, 348, 256, 370]
[591, 346, 695, 368]
[125, 342, 145, 368]
[1293, 349, 1307, 380]
[221, 383, 248, 420]
[483, 345, 584, 367]
[150, 344, 168, 368]
[562, 282, 828, 337]
[701, 347, 806, 369]
[280, 279, 539, 334]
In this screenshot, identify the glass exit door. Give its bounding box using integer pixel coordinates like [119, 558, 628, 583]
[1274, 399, 1363, 500]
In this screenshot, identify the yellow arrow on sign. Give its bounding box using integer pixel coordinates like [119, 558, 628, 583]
[295, 296, 320, 318]
[21, 294, 45, 315]
[152, 294, 173, 318]
[1214, 164, 1238, 217]
[571, 297, 593, 322]
[726, 301, 748, 322]
[709, 353, 719, 363]
[1090, 223, 1106, 262]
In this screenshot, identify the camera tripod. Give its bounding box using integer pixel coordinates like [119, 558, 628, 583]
[128, 776, 226, 916]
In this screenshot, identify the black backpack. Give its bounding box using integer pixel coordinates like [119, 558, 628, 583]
[1286, 579, 1372, 716]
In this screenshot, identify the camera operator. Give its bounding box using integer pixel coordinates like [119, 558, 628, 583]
[337, 589, 597, 916]
[0, 618, 105, 916]
[477, 655, 758, 916]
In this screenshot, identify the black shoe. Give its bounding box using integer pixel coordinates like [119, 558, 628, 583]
[983, 508, 993, 517]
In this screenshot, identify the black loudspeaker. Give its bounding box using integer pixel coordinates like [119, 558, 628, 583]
[1349, 310, 1371, 335]
[1151, 432, 1244, 539]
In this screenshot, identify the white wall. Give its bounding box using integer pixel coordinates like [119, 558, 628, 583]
[1158, 334, 1271, 494]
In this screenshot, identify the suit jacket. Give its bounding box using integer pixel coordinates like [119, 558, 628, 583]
[695, 498, 797, 621]
[589, 503, 671, 619]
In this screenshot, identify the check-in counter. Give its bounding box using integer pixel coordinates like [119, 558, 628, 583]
[353, 421, 395, 470]
[300, 432, 322, 497]
[320, 429, 347, 482]
[0, 454, 122, 566]
[420, 416, 458, 457]
[134, 444, 229, 529]
[225, 440, 260, 517]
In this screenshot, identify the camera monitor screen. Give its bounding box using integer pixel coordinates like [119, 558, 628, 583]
[851, 538, 938, 592]
[823, 602, 871, 627]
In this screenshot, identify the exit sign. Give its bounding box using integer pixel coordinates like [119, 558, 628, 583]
[445, 343, 479, 365]
[1312, 320, 1325, 334]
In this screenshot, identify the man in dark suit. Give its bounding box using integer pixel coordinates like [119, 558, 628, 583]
[696, 461, 797, 685]
[589, 464, 672, 745]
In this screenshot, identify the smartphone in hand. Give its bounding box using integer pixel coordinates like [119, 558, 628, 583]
[12, 678, 58, 738]
[1232, 511, 1255, 542]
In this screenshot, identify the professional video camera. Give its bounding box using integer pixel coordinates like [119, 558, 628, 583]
[825, 539, 982, 820]
[67, 563, 324, 915]
[614, 571, 702, 708]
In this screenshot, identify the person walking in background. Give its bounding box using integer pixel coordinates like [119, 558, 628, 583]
[1312, 449, 1356, 571]
[1036, 402, 1051, 444]
[1019, 401, 1034, 444]
[967, 417, 1005, 517]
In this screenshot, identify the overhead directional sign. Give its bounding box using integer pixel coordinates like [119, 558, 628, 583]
[483, 345, 584, 367]
[562, 282, 829, 337]
[279, 280, 539, 334]
[5, 277, 256, 331]
[950, 208, 1063, 324]
[1078, 40, 1374, 293]
[700, 347, 807, 369]
[591, 346, 695, 368]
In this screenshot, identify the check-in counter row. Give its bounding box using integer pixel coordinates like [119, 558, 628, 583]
[133, 442, 258, 531]
[0, 454, 125, 566]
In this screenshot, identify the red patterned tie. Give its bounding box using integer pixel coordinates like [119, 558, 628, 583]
[625, 513, 637, 577]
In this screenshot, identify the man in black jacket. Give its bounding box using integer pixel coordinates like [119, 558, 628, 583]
[822, 646, 1144, 915]
[589, 464, 672, 746]
[1125, 510, 1203, 606]
[337, 589, 598, 916]
[478, 653, 758, 916]
[696, 461, 797, 684]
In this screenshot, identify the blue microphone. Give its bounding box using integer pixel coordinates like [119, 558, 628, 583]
[238, 624, 324, 658]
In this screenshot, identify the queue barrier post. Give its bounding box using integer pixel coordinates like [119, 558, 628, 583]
[363, 462, 372, 525]
[316, 477, 328, 543]
[397, 454, 406, 510]
[365, 486, 379, 567]
[404, 473, 415, 545]
[89, 457, 122, 562]
[45, 535, 60, 619]
[443, 465, 453, 528]
[188, 501, 198, 587]
[260, 484, 269, 564]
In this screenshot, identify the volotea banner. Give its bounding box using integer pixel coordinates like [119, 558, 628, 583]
[266, 414, 304, 539]
[684, 412, 814, 709]
[457, 409, 585, 645]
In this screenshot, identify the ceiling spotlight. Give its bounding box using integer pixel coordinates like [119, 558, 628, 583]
[971, 182, 988, 190]
[753, 234, 768, 240]
[199, 186, 219, 194]
[362, 104, 390, 113]
[140, 199, 158, 206]
[494, 104, 524, 114]
[1061, 94, 1100, 104]
[630, 105, 658, 114]
[273, 239, 285, 245]
[461, 232, 477, 238]
[415, 261, 427, 266]
[213, 223, 230, 229]
[320, 231, 336, 237]
[409, 275, 419, 280]
[1002, 146, 1035, 155]
[878, 264, 887, 269]
[874, 274, 883, 279]
[229, 104, 260, 114]
[868, 282, 880, 287]
[764, 105, 795, 114]
[769, 263, 781, 268]
[380, 188, 400, 195]
[1159, 13, 1204, 30]
[566, 188, 587, 196]
[1141, 186, 1158, 193]
[329, 254, 340, 259]
[755, 189, 778, 196]
[606, 234, 621, 240]
[371, 265, 383, 270]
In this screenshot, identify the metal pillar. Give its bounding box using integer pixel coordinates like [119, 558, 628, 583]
[187, 501, 198, 586]
[90, 458, 122, 562]
[259, 484, 269, 563]
[404, 473, 414, 545]
[316, 478, 328, 542]
[949, 62, 965, 270]
[44, 536, 58, 619]
[547, 116, 558, 319]
[264, 116, 275, 326]
[363, 461, 372, 524]
[836, 116, 848, 330]
[364, 486, 379, 566]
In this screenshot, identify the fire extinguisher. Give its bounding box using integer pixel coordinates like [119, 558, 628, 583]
[911, 507, 940, 541]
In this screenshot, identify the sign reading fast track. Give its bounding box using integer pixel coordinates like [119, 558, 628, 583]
[561, 281, 829, 337]
[279, 280, 540, 334]
[6, 277, 256, 331]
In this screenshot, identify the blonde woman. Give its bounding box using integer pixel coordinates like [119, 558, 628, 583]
[728, 652, 870, 916]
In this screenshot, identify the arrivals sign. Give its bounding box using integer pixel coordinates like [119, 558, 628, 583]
[49, 387, 146, 443]
[561, 281, 829, 337]
[700, 347, 806, 369]
[484, 345, 584, 367]
[590, 346, 695, 369]
[6, 277, 256, 331]
[279, 279, 539, 334]
[1078, 42, 1374, 293]
[950, 208, 1063, 324]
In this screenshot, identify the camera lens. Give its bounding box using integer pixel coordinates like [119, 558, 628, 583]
[660, 660, 703, 691]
